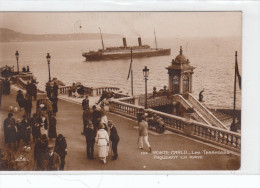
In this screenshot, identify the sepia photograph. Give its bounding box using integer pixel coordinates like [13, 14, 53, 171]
[0, 11, 242, 171]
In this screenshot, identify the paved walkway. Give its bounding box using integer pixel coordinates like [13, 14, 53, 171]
[0, 89, 240, 171]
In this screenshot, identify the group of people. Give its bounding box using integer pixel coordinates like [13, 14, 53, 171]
[34, 134, 67, 170]
[151, 85, 170, 99]
[147, 112, 166, 134]
[22, 66, 30, 73]
[3, 113, 65, 171]
[68, 82, 84, 98]
[81, 96, 120, 164]
[25, 81, 38, 100]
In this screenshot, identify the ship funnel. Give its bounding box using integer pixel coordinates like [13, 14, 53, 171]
[123, 38, 127, 48]
[138, 37, 142, 47]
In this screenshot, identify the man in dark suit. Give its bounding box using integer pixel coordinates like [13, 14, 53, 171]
[82, 95, 89, 111]
[108, 120, 119, 160]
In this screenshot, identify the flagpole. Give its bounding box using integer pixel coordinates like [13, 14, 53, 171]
[232, 51, 237, 124]
[131, 48, 133, 96]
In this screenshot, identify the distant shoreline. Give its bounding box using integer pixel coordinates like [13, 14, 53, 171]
[0, 28, 122, 43]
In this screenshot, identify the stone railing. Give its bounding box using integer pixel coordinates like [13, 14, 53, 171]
[113, 92, 131, 99]
[118, 96, 135, 104]
[109, 99, 241, 153]
[59, 86, 71, 94]
[93, 87, 120, 96]
[186, 93, 228, 130]
[59, 86, 120, 97]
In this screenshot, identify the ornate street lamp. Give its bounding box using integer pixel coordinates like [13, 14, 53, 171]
[143, 66, 149, 109]
[15, 51, 19, 73]
[46, 53, 51, 82]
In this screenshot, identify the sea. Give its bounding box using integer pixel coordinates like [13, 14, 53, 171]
[0, 37, 241, 109]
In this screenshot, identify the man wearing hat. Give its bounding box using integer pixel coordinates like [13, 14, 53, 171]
[54, 134, 67, 170]
[108, 120, 120, 160]
[82, 106, 92, 135]
[85, 123, 96, 160]
[47, 144, 61, 171]
[82, 95, 89, 111]
[34, 134, 48, 170]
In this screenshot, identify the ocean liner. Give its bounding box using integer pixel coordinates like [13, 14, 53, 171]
[82, 28, 171, 61]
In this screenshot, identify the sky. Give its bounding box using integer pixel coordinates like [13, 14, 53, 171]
[0, 12, 241, 38]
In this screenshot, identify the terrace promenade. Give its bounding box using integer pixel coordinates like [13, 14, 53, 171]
[0, 88, 240, 170]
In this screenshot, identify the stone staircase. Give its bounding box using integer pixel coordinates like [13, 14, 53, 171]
[209, 109, 233, 129]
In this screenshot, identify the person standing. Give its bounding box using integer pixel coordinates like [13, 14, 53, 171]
[108, 121, 120, 160]
[31, 83, 37, 101]
[95, 123, 109, 164]
[138, 116, 152, 152]
[34, 134, 48, 170]
[45, 83, 52, 99]
[24, 94, 32, 120]
[3, 113, 15, 146]
[51, 97, 58, 116]
[45, 97, 53, 118]
[21, 115, 31, 146]
[53, 82, 59, 98]
[30, 113, 41, 142]
[26, 65, 30, 72]
[47, 144, 61, 171]
[16, 90, 25, 111]
[92, 105, 101, 130]
[48, 113, 57, 140]
[3, 78, 10, 95]
[16, 116, 30, 148]
[4, 114, 17, 150]
[54, 134, 67, 170]
[39, 114, 48, 136]
[85, 123, 96, 160]
[136, 108, 145, 126]
[82, 96, 89, 111]
[82, 107, 92, 135]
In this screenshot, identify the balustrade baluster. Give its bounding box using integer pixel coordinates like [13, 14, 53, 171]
[221, 132, 225, 143]
[198, 126, 201, 136]
[213, 130, 216, 140]
[230, 135, 234, 147]
[235, 137, 238, 148]
[205, 128, 208, 138]
[226, 134, 229, 145]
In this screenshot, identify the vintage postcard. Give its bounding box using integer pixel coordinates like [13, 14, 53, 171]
[0, 12, 241, 171]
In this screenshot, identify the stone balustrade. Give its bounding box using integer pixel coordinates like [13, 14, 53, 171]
[187, 93, 228, 130]
[109, 99, 241, 153]
[59, 86, 71, 94]
[59, 85, 121, 97]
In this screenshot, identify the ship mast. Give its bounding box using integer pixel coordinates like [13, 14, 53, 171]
[154, 28, 158, 50]
[99, 27, 105, 50]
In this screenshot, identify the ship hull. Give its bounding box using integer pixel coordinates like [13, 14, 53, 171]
[82, 49, 171, 61]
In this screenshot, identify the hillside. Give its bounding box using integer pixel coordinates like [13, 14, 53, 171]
[0, 28, 122, 42]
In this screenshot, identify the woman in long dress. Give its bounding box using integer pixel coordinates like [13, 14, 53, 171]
[95, 123, 109, 164]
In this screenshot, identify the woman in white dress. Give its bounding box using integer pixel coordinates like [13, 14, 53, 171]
[95, 123, 109, 164]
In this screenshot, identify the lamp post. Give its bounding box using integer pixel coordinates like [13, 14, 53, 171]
[46, 53, 51, 82]
[15, 51, 19, 73]
[143, 66, 149, 109]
